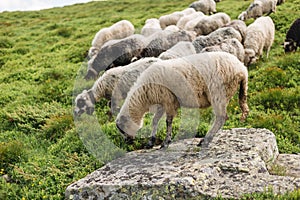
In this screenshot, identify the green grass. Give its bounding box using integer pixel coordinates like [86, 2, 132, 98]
[0, 0, 299, 199]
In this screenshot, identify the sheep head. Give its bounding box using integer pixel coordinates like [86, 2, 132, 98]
[284, 39, 297, 53]
[244, 48, 257, 66]
[74, 90, 96, 117]
[116, 113, 143, 140]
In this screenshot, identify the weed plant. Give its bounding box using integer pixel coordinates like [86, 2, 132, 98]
[0, 0, 299, 199]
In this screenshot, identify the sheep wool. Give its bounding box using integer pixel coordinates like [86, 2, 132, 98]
[201, 38, 245, 62]
[141, 18, 162, 37]
[193, 27, 242, 53]
[116, 52, 249, 148]
[158, 41, 197, 60]
[189, 0, 216, 15]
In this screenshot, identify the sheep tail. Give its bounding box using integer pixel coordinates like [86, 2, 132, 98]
[239, 77, 249, 122]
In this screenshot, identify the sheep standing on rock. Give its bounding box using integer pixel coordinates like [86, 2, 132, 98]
[159, 8, 195, 29]
[244, 16, 275, 66]
[238, 0, 276, 21]
[284, 18, 300, 53]
[140, 29, 196, 58]
[116, 52, 249, 148]
[193, 12, 231, 36]
[193, 27, 242, 52]
[88, 20, 135, 58]
[201, 38, 245, 62]
[158, 41, 197, 60]
[85, 34, 146, 80]
[189, 0, 216, 15]
[75, 57, 161, 115]
[141, 18, 162, 37]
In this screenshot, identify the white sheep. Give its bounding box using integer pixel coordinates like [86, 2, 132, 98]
[193, 12, 231, 36]
[116, 52, 249, 148]
[189, 0, 217, 15]
[159, 8, 196, 29]
[193, 27, 242, 52]
[223, 20, 247, 44]
[139, 29, 196, 58]
[158, 41, 197, 60]
[164, 25, 180, 32]
[201, 38, 245, 62]
[177, 11, 205, 30]
[238, 0, 276, 21]
[86, 34, 146, 80]
[88, 20, 135, 58]
[141, 18, 162, 37]
[244, 16, 275, 66]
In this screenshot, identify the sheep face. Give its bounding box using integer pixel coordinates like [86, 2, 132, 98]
[244, 48, 257, 66]
[74, 90, 96, 117]
[116, 114, 142, 139]
[284, 39, 297, 53]
[238, 11, 247, 21]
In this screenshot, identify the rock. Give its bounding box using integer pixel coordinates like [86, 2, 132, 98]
[65, 128, 300, 199]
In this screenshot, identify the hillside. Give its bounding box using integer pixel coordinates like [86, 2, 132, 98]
[0, 0, 299, 199]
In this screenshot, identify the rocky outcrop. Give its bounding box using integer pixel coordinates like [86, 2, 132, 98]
[65, 128, 300, 199]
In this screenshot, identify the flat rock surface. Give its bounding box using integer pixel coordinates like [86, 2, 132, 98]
[66, 128, 300, 199]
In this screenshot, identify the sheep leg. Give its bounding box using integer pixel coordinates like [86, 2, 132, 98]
[146, 105, 165, 149]
[198, 101, 228, 147]
[160, 115, 173, 149]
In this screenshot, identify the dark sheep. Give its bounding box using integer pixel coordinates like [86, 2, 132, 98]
[85, 34, 146, 80]
[284, 18, 300, 53]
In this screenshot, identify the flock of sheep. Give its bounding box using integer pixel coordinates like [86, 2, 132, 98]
[74, 0, 299, 149]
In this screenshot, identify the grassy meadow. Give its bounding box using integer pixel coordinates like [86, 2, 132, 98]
[0, 0, 299, 199]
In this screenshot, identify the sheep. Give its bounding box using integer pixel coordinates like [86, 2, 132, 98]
[164, 25, 180, 32]
[193, 27, 242, 53]
[85, 34, 146, 80]
[223, 20, 247, 43]
[177, 11, 205, 30]
[238, 0, 276, 21]
[88, 20, 135, 58]
[201, 38, 245, 62]
[158, 41, 197, 60]
[189, 0, 216, 15]
[193, 12, 231, 36]
[75, 57, 160, 116]
[244, 16, 275, 66]
[284, 18, 300, 53]
[141, 18, 162, 37]
[139, 29, 196, 58]
[116, 52, 249, 148]
[158, 8, 195, 29]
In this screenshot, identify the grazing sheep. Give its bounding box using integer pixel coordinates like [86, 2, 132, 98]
[158, 41, 197, 60]
[177, 11, 205, 29]
[244, 16, 275, 66]
[193, 27, 242, 52]
[75, 57, 160, 116]
[194, 12, 231, 35]
[88, 20, 135, 58]
[159, 8, 196, 29]
[238, 0, 276, 21]
[141, 18, 162, 37]
[85, 34, 146, 80]
[284, 18, 300, 53]
[189, 0, 217, 15]
[201, 38, 245, 62]
[116, 52, 249, 148]
[139, 29, 196, 58]
[223, 20, 247, 43]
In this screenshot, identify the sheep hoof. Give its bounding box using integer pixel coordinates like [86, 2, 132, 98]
[145, 136, 156, 149]
[160, 139, 171, 149]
